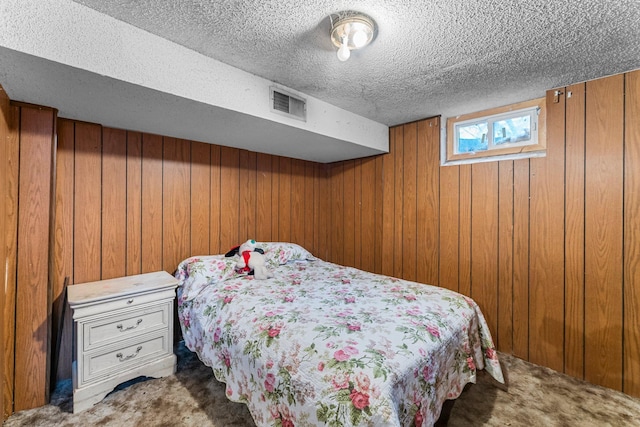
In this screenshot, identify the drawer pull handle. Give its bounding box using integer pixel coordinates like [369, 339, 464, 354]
[116, 319, 143, 332]
[127, 298, 134, 304]
[116, 346, 142, 362]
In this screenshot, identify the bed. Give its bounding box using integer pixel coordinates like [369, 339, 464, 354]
[176, 242, 504, 426]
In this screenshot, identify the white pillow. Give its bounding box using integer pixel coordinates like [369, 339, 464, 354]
[258, 242, 315, 266]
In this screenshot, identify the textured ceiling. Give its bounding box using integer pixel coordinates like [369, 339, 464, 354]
[71, 0, 640, 126]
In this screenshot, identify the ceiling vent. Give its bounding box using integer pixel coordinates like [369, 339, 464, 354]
[270, 87, 306, 121]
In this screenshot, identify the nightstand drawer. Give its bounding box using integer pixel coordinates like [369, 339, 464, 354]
[73, 288, 175, 317]
[81, 332, 170, 385]
[83, 303, 169, 351]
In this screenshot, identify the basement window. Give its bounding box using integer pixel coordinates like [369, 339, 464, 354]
[444, 98, 546, 165]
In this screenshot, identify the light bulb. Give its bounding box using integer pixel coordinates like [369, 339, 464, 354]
[337, 40, 350, 61]
[352, 29, 368, 48]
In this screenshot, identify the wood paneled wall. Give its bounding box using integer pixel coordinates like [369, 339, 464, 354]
[5, 69, 640, 416]
[326, 70, 640, 397]
[52, 120, 330, 380]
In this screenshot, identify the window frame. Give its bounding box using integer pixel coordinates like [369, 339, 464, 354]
[444, 97, 546, 165]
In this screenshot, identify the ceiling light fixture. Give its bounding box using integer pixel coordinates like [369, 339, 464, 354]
[330, 11, 376, 62]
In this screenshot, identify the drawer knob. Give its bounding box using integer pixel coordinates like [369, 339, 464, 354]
[127, 298, 134, 304]
[116, 319, 143, 332]
[116, 346, 142, 362]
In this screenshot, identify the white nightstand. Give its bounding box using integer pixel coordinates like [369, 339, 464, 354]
[67, 271, 178, 413]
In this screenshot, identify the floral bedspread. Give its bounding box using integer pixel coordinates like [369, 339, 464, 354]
[176, 243, 504, 427]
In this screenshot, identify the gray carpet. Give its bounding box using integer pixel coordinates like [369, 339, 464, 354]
[4, 343, 640, 427]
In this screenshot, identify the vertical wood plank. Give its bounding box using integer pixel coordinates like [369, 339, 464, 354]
[256, 153, 272, 243]
[126, 131, 142, 276]
[624, 69, 640, 397]
[374, 156, 384, 274]
[314, 164, 330, 260]
[191, 142, 211, 256]
[497, 160, 514, 353]
[290, 159, 305, 245]
[381, 135, 395, 276]
[439, 163, 459, 292]
[3, 104, 19, 418]
[0, 88, 6, 420]
[584, 75, 624, 390]
[512, 159, 530, 359]
[564, 83, 586, 379]
[416, 118, 440, 285]
[270, 156, 280, 241]
[101, 127, 127, 279]
[458, 165, 472, 297]
[53, 119, 75, 381]
[303, 162, 316, 253]
[470, 162, 499, 337]
[360, 158, 376, 273]
[312, 164, 321, 258]
[239, 150, 257, 241]
[528, 90, 565, 372]
[162, 138, 191, 273]
[73, 122, 102, 283]
[15, 106, 54, 410]
[141, 133, 163, 273]
[393, 126, 404, 278]
[220, 147, 240, 251]
[353, 160, 362, 269]
[210, 146, 222, 254]
[343, 160, 356, 267]
[0, 89, 14, 418]
[402, 123, 417, 282]
[330, 163, 344, 264]
[278, 158, 292, 242]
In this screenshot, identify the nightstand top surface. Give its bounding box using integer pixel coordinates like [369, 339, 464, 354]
[67, 271, 178, 305]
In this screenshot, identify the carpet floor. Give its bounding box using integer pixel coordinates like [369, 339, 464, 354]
[4, 343, 640, 426]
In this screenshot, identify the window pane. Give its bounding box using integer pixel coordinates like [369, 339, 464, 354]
[493, 115, 531, 145]
[457, 122, 488, 153]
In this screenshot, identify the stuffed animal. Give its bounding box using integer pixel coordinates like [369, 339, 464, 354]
[228, 239, 272, 280]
